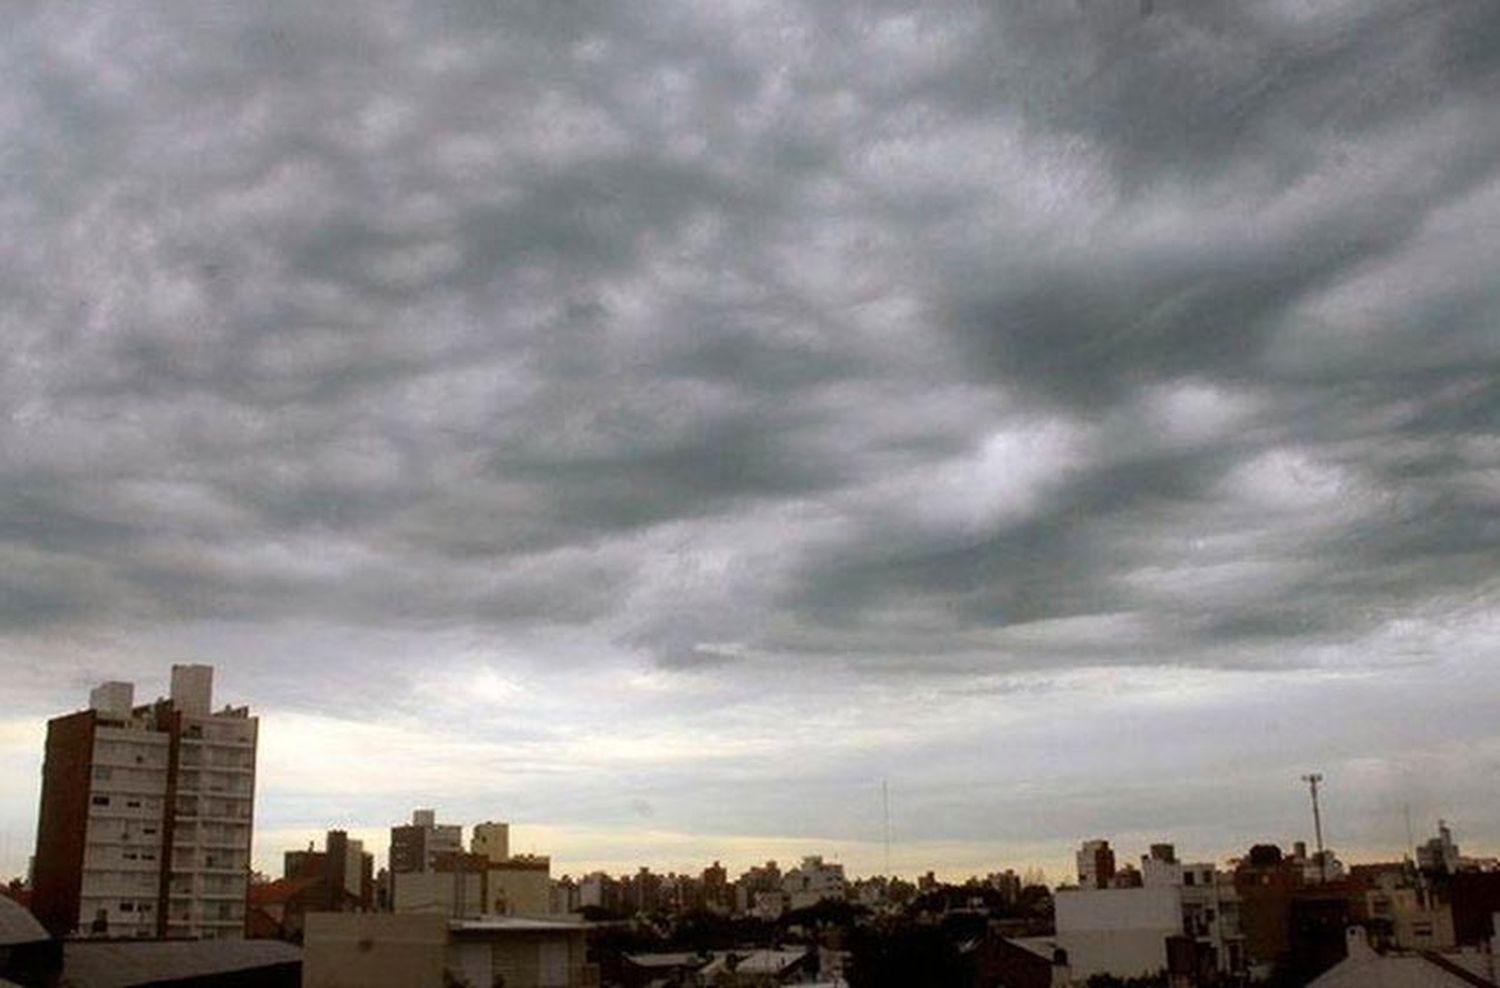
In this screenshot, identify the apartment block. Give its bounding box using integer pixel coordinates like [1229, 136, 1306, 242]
[31, 665, 258, 940]
[389, 809, 463, 877]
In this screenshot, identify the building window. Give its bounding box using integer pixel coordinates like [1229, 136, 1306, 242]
[92, 795, 110, 807]
[94, 766, 113, 780]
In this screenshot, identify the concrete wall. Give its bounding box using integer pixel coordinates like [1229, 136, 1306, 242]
[303, 912, 448, 988]
[32, 710, 97, 938]
[1055, 929, 1172, 980]
[490, 866, 551, 916]
[1056, 886, 1181, 931]
[394, 870, 487, 917]
[1055, 886, 1181, 980]
[453, 929, 590, 988]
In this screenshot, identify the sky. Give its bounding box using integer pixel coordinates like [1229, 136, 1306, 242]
[2, 0, 1499, 884]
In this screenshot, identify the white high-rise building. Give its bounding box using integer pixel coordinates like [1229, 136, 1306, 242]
[782, 855, 846, 910]
[32, 665, 258, 940]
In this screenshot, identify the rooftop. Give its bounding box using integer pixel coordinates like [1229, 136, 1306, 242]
[60, 939, 301, 988]
[0, 897, 47, 947]
[450, 916, 590, 934]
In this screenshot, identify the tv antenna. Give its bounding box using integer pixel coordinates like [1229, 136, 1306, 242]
[1302, 773, 1326, 883]
[882, 778, 892, 877]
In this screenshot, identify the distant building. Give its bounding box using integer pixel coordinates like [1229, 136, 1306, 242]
[389, 809, 463, 888]
[1077, 840, 1116, 890]
[549, 875, 579, 915]
[735, 861, 782, 915]
[1140, 843, 1181, 888]
[623, 867, 664, 914]
[31, 665, 257, 940]
[1419, 821, 1464, 874]
[1290, 839, 1347, 884]
[250, 830, 374, 940]
[389, 813, 553, 918]
[578, 872, 621, 914]
[782, 855, 846, 911]
[985, 870, 1023, 905]
[701, 860, 730, 914]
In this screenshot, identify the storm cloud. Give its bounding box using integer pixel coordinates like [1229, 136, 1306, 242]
[2, 0, 1498, 877]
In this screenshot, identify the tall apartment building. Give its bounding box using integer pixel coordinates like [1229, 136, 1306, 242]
[31, 665, 258, 940]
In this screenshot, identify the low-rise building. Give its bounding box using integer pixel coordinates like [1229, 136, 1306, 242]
[1348, 862, 1455, 951]
[1054, 840, 1244, 980]
[302, 912, 594, 988]
[251, 829, 375, 940]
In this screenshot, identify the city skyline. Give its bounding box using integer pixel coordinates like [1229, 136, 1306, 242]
[11, 663, 1496, 887]
[3, 0, 1500, 889]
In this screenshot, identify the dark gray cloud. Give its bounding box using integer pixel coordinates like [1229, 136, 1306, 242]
[3, 0, 1500, 873]
[2, 0, 1496, 655]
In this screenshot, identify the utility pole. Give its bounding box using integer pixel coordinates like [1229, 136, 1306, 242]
[1302, 773, 1326, 883]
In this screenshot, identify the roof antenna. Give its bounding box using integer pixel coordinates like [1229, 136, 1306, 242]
[883, 778, 892, 877]
[1302, 773, 1326, 883]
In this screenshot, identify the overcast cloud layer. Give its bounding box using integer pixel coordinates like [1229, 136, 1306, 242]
[3, 0, 1499, 880]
